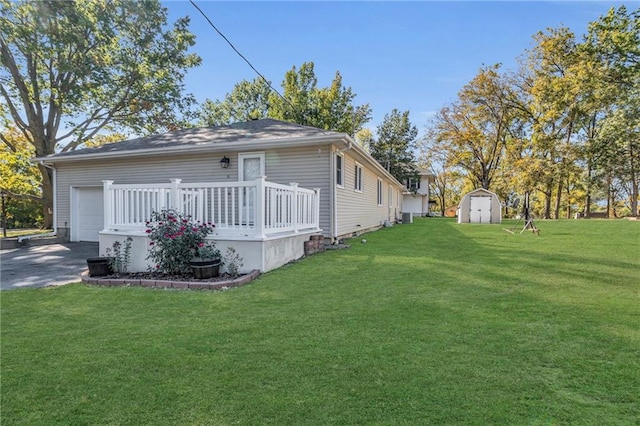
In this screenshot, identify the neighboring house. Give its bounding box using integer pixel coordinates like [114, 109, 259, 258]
[457, 188, 502, 224]
[35, 119, 405, 273]
[402, 172, 435, 217]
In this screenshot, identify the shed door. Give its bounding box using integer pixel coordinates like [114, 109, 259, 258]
[469, 196, 492, 223]
[74, 187, 104, 242]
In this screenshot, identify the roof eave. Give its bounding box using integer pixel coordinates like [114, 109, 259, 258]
[344, 135, 405, 189]
[33, 133, 342, 164]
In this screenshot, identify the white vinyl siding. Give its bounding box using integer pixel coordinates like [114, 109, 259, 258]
[56, 146, 333, 237]
[335, 151, 403, 238]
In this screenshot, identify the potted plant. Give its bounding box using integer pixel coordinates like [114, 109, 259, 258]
[189, 243, 222, 279]
[86, 257, 113, 277]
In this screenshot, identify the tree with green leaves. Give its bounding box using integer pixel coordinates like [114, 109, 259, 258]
[584, 6, 640, 216]
[370, 109, 418, 184]
[0, 127, 42, 229]
[200, 62, 371, 135]
[419, 134, 463, 216]
[0, 0, 201, 228]
[432, 65, 518, 191]
[198, 77, 273, 126]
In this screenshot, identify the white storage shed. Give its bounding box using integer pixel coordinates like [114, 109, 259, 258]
[457, 188, 502, 224]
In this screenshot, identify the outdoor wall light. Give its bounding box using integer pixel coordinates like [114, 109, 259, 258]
[220, 156, 230, 168]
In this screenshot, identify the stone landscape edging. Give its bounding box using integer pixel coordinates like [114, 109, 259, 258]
[81, 269, 261, 290]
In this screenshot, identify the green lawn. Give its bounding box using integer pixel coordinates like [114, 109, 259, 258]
[2, 219, 638, 425]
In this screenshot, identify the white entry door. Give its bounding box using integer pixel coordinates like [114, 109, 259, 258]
[469, 196, 492, 223]
[72, 187, 104, 241]
[238, 152, 265, 225]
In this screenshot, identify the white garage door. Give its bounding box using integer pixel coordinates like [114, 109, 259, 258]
[469, 196, 492, 223]
[76, 188, 104, 242]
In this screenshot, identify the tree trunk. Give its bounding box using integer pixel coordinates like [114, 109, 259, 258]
[606, 179, 612, 219]
[554, 181, 563, 219]
[632, 179, 639, 217]
[584, 163, 592, 218]
[38, 164, 54, 229]
[543, 185, 552, 219]
[629, 140, 638, 217]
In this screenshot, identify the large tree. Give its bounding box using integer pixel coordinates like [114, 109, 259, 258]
[370, 109, 418, 184]
[432, 65, 518, 190]
[0, 0, 201, 228]
[585, 6, 640, 216]
[0, 127, 42, 229]
[269, 62, 372, 134]
[199, 62, 372, 135]
[198, 77, 273, 126]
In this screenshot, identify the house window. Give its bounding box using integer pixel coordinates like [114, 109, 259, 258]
[336, 153, 344, 187]
[388, 184, 393, 207]
[407, 178, 420, 191]
[354, 163, 363, 192]
[377, 178, 383, 206]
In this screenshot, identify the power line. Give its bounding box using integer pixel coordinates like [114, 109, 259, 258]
[188, 0, 298, 117]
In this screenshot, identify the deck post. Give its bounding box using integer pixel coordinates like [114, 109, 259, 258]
[314, 188, 321, 230]
[290, 182, 299, 233]
[102, 180, 114, 231]
[255, 176, 266, 238]
[170, 179, 182, 211]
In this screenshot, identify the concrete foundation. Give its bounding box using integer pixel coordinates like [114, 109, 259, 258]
[99, 229, 320, 274]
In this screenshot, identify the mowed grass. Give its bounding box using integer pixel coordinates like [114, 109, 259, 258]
[1, 219, 638, 425]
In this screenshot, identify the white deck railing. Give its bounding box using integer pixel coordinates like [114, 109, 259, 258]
[102, 177, 320, 238]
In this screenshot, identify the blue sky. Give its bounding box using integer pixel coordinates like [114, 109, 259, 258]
[164, 1, 631, 134]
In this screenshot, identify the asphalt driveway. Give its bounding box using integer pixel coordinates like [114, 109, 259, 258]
[1, 242, 99, 290]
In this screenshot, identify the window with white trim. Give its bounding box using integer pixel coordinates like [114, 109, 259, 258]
[388, 184, 393, 207]
[354, 163, 363, 192]
[336, 153, 344, 187]
[377, 178, 383, 206]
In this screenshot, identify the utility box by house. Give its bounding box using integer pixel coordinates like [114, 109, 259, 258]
[402, 212, 413, 224]
[457, 188, 502, 224]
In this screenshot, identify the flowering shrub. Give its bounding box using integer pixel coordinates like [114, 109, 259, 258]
[145, 209, 216, 275]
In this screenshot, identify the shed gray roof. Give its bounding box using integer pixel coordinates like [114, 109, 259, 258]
[40, 119, 344, 160]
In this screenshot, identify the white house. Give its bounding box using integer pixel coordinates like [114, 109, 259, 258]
[35, 119, 406, 273]
[402, 172, 435, 218]
[457, 188, 502, 224]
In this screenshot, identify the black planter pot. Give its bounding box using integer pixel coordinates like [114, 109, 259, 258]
[190, 258, 221, 279]
[87, 257, 113, 277]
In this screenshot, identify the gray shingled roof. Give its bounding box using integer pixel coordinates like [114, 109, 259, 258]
[43, 119, 344, 159]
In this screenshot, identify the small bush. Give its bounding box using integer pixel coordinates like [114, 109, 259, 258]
[224, 246, 244, 277]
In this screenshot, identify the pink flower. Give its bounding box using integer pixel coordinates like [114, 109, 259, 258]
[149, 242, 154, 246]
[145, 229, 152, 233]
[198, 242, 204, 247]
